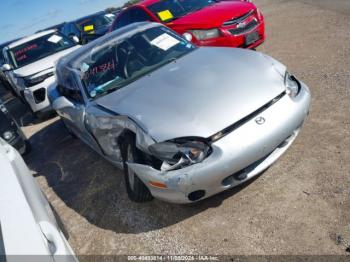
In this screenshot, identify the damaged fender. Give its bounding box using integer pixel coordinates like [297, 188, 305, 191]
[85, 112, 156, 163]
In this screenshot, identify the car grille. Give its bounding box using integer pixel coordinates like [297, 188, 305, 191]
[228, 18, 259, 35]
[223, 10, 255, 26]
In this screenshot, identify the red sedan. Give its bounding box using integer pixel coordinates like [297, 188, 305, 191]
[109, 0, 265, 49]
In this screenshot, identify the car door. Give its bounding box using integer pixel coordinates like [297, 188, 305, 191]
[57, 73, 102, 153]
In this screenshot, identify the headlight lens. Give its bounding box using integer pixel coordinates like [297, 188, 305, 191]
[23, 72, 54, 87]
[285, 72, 300, 97]
[189, 29, 220, 41]
[3, 131, 14, 141]
[149, 139, 211, 171]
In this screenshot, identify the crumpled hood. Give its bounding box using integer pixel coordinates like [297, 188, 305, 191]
[13, 46, 81, 77]
[168, 1, 255, 28]
[96, 48, 287, 142]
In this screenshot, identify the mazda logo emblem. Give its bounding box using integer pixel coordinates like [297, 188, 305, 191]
[255, 117, 265, 125]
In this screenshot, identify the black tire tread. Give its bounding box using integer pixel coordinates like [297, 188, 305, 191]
[122, 134, 153, 202]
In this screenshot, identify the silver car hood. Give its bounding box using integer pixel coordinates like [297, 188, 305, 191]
[96, 48, 286, 142]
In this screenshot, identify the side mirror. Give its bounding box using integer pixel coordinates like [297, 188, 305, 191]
[72, 35, 80, 44]
[69, 34, 80, 44]
[1, 64, 12, 72]
[52, 96, 75, 111]
[182, 33, 193, 42]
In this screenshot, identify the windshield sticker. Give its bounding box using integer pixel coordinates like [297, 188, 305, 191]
[80, 63, 90, 73]
[84, 25, 94, 32]
[16, 54, 27, 61]
[47, 35, 63, 44]
[150, 33, 180, 51]
[84, 59, 116, 80]
[157, 10, 173, 21]
[14, 44, 38, 58]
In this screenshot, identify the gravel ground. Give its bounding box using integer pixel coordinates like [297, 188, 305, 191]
[3, 0, 350, 256]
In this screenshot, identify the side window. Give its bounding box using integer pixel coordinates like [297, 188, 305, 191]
[58, 71, 84, 103]
[130, 8, 153, 23]
[114, 11, 131, 30]
[67, 77, 83, 102]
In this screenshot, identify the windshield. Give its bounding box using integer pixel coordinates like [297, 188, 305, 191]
[7, 33, 76, 69]
[80, 26, 196, 99]
[148, 0, 216, 22]
[77, 13, 112, 32]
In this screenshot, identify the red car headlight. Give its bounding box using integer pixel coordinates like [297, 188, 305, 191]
[189, 29, 220, 41]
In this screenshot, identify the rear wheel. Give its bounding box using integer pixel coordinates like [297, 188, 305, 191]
[122, 134, 153, 202]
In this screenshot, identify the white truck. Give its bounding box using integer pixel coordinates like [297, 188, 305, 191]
[0, 30, 80, 118]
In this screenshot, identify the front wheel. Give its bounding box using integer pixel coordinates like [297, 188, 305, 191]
[122, 135, 153, 202]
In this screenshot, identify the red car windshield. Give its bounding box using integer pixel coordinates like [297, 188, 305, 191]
[148, 0, 217, 22]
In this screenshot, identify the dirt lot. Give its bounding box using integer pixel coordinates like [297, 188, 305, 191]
[3, 0, 350, 256]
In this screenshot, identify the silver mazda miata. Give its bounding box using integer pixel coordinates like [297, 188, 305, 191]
[51, 22, 310, 203]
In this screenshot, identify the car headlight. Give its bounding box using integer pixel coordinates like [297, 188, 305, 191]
[285, 72, 300, 97]
[149, 139, 211, 171]
[3, 131, 14, 141]
[189, 29, 220, 41]
[23, 72, 54, 87]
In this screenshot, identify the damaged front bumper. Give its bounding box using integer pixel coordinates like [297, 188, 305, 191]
[128, 83, 311, 203]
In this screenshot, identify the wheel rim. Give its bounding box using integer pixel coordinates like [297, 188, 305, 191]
[127, 145, 135, 191]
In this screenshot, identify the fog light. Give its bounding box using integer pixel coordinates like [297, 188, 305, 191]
[3, 131, 13, 141]
[188, 190, 205, 201]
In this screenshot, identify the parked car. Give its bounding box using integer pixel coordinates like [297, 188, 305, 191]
[0, 99, 30, 155]
[109, 0, 265, 49]
[61, 11, 115, 45]
[0, 30, 80, 118]
[0, 138, 77, 260]
[51, 22, 310, 204]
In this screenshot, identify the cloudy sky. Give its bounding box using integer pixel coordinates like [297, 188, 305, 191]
[0, 0, 125, 43]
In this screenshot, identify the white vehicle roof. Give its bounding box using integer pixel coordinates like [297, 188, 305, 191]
[8, 29, 57, 49]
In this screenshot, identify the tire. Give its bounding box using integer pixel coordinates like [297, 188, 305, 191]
[122, 134, 153, 202]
